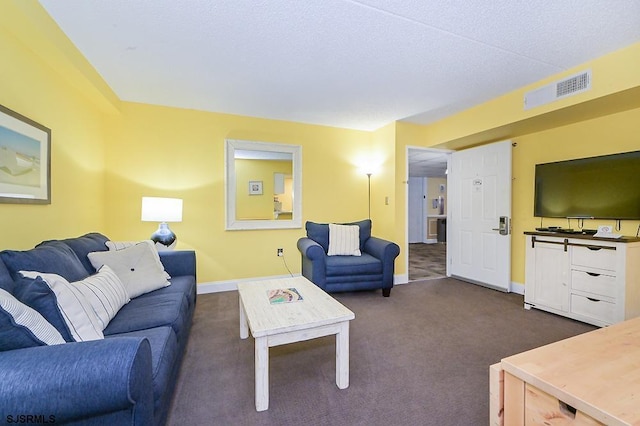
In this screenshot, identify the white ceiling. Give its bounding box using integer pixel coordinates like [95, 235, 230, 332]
[39, 1, 640, 132]
[408, 148, 449, 177]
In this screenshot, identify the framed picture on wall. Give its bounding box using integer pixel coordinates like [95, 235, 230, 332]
[0, 104, 51, 204]
[249, 180, 263, 195]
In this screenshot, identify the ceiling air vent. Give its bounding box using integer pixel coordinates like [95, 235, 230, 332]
[524, 70, 592, 110]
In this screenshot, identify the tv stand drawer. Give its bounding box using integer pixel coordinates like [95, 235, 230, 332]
[571, 270, 616, 299]
[571, 245, 616, 271]
[571, 294, 617, 325]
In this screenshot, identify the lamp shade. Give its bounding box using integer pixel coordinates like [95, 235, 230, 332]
[141, 197, 183, 222]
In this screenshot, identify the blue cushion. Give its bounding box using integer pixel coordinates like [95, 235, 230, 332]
[12, 276, 75, 342]
[0, 288, 65, 351]
[0, 241, 89, 283]
[306, 219, 372, 252]
[38, 233, 109, 275]
[0, 260, 14, 293]
[325, 253, 382, 276]
[103, 292, 188, 341]
[149, 275, 196, 309]
[325, 278, 384, 289]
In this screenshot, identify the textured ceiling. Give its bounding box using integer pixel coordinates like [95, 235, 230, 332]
[408, 148, 450, 177]
[39, 0, 640, 131]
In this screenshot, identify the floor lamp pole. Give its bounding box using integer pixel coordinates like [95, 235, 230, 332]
[367, 173, 372, 219]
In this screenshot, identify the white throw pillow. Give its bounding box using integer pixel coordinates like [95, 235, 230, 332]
[71, 265, 130, 330]
[0, 288, 66, 346]
[105, 240, 171, 279]
[327, 223, 361, 256]
[88, 242, 170, 298]
[19, 271, 104, 341]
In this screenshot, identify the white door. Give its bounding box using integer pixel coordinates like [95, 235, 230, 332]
[448, 141, 512, 291]
[408, 177, 426, 243]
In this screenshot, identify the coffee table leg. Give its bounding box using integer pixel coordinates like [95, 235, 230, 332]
[239, 298, 248, 339]
[336, 321, 349, 389]
[255, 336, 269, 411]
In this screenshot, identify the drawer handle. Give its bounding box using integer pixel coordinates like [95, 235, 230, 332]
[587, 246, 602, 251]
[587, 297, 601, 302]
[559, 400, 577, 418]
[586, 272, 601, 277]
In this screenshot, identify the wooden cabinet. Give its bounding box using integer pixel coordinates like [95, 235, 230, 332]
[524, 383, 604, 425]
[524, 232, 640, 327]
[492, 317, 640, 426]
[496, 373, 606, 426]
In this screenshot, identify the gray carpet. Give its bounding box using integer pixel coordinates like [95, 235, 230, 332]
[168, 278, 595, 426]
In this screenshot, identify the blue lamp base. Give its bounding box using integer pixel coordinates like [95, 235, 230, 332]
[150, 222, 177, 251]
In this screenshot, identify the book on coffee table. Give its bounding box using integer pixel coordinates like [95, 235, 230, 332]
[268, 288, 303, 304]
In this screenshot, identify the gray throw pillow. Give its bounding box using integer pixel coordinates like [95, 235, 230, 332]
[88, 241, 170, 298]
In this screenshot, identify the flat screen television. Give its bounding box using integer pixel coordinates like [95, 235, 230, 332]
[534, 150, 640, 220]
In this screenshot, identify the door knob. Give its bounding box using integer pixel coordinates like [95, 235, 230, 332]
[493, 216, 509, 235]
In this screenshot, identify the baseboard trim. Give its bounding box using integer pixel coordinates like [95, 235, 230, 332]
[510, 281, 525, 295]
[394, 273, 409, 285]
[197, 273, 302, 294]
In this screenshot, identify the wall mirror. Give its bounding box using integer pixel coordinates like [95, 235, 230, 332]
[225, 139, 302, 230]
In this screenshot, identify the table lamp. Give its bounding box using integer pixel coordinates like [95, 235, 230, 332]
[141, 197, 183, 250]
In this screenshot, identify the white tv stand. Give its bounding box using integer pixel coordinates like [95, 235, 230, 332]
[524, 231, 640, 327]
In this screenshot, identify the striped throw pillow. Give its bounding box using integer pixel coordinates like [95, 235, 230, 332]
[71, 265, 129, 330]
[19, 271, 104, 341]
[0, 288, 65, 350]
[327, 223, 361, 256]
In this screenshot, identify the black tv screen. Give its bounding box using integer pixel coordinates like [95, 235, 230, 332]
[534, 150, 640, 220]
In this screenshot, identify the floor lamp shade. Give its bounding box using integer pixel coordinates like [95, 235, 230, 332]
[141, 197, 183, 250]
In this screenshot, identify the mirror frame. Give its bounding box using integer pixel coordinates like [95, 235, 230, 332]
[225, 139, 302, 230]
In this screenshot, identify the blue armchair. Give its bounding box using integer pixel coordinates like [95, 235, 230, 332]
[297, 220, 400, 297]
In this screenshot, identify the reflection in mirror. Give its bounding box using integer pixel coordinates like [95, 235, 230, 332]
[234, 151, 292, 220]
[225, 139, 302, 230]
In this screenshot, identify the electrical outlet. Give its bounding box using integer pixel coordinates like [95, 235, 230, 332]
[277, 248, 284, 257]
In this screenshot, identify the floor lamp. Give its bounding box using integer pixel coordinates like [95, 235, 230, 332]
[367, 172, 372, 219]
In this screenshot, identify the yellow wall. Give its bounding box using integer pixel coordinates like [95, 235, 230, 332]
[103, 102, 374, 283]
[0, 2, 111, 250]
[369, 122, 397, 240]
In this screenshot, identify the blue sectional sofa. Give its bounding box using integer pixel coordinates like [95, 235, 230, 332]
[0, 233, 196, 425]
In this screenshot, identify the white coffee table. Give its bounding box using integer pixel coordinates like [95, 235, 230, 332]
[237, 276, 355, 411]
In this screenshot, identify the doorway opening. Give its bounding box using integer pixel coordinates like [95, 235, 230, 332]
[407, 147, 451, 282]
